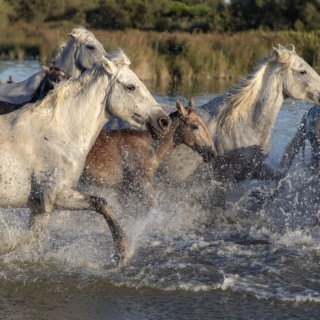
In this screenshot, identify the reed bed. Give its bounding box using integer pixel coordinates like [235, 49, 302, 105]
[1, 24, 320, 94]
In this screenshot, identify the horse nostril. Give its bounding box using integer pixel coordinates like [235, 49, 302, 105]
[158, 117, 170, 130]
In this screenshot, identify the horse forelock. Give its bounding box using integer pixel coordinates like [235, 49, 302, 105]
[218, 46, 296, 132]
[69, 26, 93, 43]
[107, 49, 131, 67]
[271, 44, 296, 66]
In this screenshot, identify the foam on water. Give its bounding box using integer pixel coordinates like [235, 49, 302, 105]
[1, 61, 320, 306]
[1, 161, 320, 303]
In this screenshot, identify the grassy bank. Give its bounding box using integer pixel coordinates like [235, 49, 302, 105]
[1, 23, 320, 94]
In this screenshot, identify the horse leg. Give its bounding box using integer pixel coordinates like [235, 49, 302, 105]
[243, 158, 286, 207]
[30, 189, 127, 260]
[309, 134, 320, 170]
[53, 189, 127, 262]
[279, 119, 306, 169]
[26, 183, 58, 250]
[140, 180, 157, 209]
[250, 161, 285, 181]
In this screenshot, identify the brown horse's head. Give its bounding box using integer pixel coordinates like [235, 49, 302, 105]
[31, 66, 70, 102]
[173, 98, 216, 162]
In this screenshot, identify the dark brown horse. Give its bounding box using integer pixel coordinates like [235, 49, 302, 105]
[81, 99, 216, 206]
[0, 67, 70, 115]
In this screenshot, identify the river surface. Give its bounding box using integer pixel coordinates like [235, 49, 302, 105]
[0, 61, 320, 319]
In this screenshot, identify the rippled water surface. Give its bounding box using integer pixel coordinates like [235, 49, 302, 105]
[0, 61, 320, 319]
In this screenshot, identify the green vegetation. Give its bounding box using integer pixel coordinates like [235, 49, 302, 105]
[1, 1, 320, 93]
[2, 0, 320, 32]
[1, 24, 320, 95]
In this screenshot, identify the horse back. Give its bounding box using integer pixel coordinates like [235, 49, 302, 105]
[0, 70, 46, 104]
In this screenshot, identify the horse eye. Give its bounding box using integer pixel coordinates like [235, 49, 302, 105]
[300, 70, 307, 75]
[86, 44, 95, 50]
[126, 85, 136, 91]
[191, 124, 199, 130]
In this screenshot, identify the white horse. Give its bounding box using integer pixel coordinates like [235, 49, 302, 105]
[162, 45, 320, 185]
[0, 27, 107, 104]
[0, 50, 171, 263]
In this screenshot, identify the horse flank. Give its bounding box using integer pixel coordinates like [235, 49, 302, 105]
[217, 45, 295, 132]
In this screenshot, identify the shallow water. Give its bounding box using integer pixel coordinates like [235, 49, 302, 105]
[0, 61, 320, 319]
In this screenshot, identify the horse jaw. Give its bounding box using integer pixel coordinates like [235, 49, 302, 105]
[284, 55, 320, 104]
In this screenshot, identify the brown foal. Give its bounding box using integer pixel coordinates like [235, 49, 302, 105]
[81, 99, 216, 206]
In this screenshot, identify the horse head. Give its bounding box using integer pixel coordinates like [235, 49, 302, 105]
[273, 44, 320, 104]
[54, 27, 107, 78]
[101, 51, 171, 140]
[174, 98, 216, 162]
[31, 66, 70, 102]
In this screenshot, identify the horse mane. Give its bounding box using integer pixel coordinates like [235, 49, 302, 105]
[217, 44, 296, 132]
[22, 49, 130, 118]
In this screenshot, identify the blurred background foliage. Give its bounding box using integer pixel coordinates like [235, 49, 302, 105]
[1, 0, 320, 94]
[2, 0, 320, 32]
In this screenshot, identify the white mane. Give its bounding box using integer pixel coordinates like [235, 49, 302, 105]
[24, 49, 130, 118]
[217, 44, 296, 131]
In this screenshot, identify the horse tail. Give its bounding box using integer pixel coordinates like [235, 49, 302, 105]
[279, 111, 308, 169]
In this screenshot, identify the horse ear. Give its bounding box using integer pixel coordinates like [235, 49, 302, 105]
[101, 56, 118, 75]
[188, 97, 195, 113]
[273, 44, 296, 58]
[68, 30, 79, 39]
[176, 100, 188, 117]
[68, 26, 86, 39]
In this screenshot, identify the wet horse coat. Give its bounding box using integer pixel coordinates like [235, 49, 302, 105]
[0, 26, 107, 104]
[280, 104, 320, 170]
[162, 45, 320, 184]
[0, 67, 70, 115]
[81, 99, 215, 206]
[0, 50, 171, 262]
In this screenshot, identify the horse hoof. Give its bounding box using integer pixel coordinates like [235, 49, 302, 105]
[112, 250, 128, 266]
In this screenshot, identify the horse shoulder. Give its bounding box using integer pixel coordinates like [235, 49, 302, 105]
[83, 129, 124, 187]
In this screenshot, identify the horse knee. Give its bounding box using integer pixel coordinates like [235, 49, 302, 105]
[89, 196, 127, 263]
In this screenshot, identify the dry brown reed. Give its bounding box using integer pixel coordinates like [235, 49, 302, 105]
[1, 24, 319, 94]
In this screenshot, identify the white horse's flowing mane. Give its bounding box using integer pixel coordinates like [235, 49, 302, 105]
[24, 49, 130, 117]
[217, 44, 296, 131]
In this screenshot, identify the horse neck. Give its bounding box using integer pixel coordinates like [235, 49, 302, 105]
[52, 72, 109, 153]
[156, 116, 180, 162]
[54, 40, 81, 78]
[227, 63, 286, 146]
[250, 64, 285, 129]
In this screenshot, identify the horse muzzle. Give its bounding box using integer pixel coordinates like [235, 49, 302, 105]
[148, 111, 171, 140]
[195, 145, 216, 163]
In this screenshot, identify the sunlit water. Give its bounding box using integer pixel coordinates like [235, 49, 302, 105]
[0, 61, 320, 319]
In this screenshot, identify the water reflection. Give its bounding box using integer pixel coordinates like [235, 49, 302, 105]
[0, 60, 42, 83]
[0, 59, 234, 97]
[146, 77, 235, 97]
